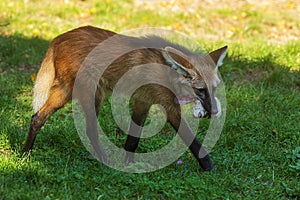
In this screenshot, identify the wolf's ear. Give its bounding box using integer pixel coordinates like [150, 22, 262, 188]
[208, 46, 228, 68]
[162, 46, 192, 76]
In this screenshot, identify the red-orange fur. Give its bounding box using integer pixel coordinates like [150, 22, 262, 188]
[24, 26, 226, 171]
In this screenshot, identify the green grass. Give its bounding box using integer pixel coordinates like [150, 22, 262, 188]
[1, 0, 300, 199]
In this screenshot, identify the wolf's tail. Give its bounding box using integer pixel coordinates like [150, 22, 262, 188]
[32, 47, 55, 113]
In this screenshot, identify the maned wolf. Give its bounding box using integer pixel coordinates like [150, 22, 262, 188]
[24, 26, 227, 171]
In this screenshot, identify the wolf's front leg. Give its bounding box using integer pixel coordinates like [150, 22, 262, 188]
[168, 107, 215, 171]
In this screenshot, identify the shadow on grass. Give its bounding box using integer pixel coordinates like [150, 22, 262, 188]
[1, 33, 299, 199]
[0, 35, 49, 150]
[1, 33, 299, 161]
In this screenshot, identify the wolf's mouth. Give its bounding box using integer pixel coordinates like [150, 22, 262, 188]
[174, 96, 208, 118]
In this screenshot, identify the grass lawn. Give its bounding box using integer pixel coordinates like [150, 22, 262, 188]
[1, 0, 299, 199]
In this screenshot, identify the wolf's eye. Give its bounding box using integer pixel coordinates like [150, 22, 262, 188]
[196, 88, 206, 100]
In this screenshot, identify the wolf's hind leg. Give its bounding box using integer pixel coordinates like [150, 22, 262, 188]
[124, 100, 151, 164]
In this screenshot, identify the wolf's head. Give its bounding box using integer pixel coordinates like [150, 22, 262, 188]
[162, 45, 228, 118]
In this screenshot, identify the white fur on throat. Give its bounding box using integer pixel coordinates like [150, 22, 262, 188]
[213, 97, 222, 118]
